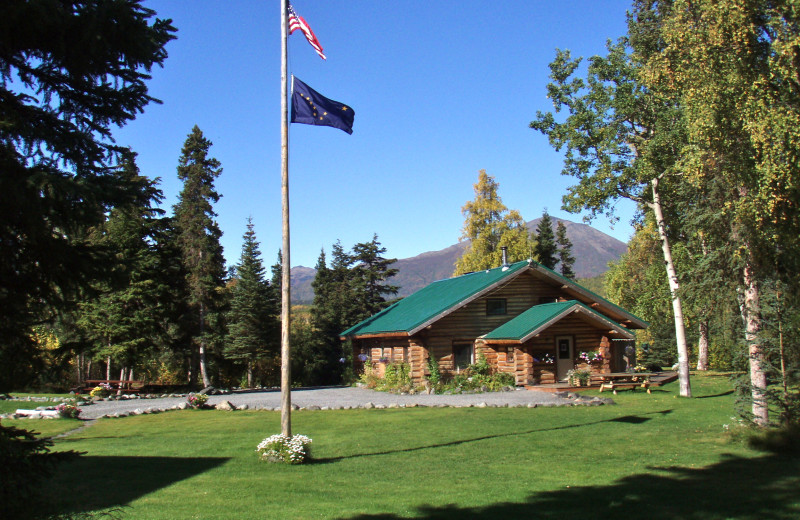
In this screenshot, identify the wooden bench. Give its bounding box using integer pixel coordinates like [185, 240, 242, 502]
[597, 373, 655, 395]
[82, 379, 144, 394]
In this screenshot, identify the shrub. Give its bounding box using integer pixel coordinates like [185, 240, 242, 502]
[427, 354, 441, 388]
[56, 403, 81, 419]
[357, 360, 381, 389]
[256, 433, 312, 464]
[187, 393, 209, 408]
[89, 383, 113, 398]
[471, 354, 492, 376]
[1, 424, 81, 519]
[383, 362, 411, 391]
[566, 368, 591, 387]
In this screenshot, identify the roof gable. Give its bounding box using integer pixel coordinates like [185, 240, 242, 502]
[527, 263, 647, 328]
[483, 300, 635, 343]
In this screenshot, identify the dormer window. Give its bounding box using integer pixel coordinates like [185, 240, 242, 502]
[486, 298, 507, 316]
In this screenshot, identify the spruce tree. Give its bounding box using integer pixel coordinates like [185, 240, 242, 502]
[309, 242, 356, 385]
[173, 126, 227, 388]
[73, 151, 174, 381]
[0, 0, 175, 392]
[351, 234, 399, 320]
[556, 221, 576, 279]
[224, 218, 277, 387]
[534, 211, 558, 270]
[309, 236, 399, 385]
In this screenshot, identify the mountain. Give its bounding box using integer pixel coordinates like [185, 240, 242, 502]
[290, 217, 627, 303]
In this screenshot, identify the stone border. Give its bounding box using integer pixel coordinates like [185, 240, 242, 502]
[2, 391, 613, 421]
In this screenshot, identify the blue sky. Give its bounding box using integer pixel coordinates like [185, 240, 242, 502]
[115, 0, 636, 270]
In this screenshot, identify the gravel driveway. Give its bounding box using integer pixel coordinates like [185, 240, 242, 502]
[75, 386, 595, 419]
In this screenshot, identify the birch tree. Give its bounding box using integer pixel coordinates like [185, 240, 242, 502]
[639, 0, 800, 425]
[530, 36, 693, 396]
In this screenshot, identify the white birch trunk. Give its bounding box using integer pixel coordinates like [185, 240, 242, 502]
[106, 354, 112, 381]
[649, 177, 692, 397]
[118, 367, 126, 395]
[697, 321, 709, 370]
[741, 261, 769, 426]
[199, 300, 211, 388]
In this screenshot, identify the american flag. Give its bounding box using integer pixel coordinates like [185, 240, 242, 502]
[288, 4, 326, 60]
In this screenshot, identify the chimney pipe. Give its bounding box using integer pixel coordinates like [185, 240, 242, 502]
[501, 246, 508, 268]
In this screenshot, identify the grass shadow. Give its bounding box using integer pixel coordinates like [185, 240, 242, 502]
[313, 410, 673, 464]
[44, 456, 230, 517]
[696, 390, 735, 399]
[342, 452, 800, 519]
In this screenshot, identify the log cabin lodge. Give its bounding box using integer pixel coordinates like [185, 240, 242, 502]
[340, 255, 647, 386]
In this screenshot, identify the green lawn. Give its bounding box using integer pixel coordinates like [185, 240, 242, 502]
[37, 374, 800, 519]
[0, 393, 73, 415]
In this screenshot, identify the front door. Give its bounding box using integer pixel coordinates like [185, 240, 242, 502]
[556, 336, 574, 381]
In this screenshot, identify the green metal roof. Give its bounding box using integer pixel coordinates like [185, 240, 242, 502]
[483, 300, 634, 342]
[341, 260, 531, 337]
[527, 262, 648, 329]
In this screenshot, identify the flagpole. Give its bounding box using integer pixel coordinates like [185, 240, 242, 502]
[279, 0, 292, 438]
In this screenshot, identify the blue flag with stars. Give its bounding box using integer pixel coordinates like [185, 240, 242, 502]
[291, 76, 354, 135]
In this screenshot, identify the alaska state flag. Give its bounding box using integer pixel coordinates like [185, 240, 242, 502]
[291, 77, 354, 135]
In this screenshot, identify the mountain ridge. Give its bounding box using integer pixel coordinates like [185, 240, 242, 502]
[290, 217, 627, 304]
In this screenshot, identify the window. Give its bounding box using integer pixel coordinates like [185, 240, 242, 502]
[453, 343, 473, 371]
[486, 298, 507, 316]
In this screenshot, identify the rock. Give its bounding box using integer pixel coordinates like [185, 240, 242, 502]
[306, 405, 321, 411]
[374, 404, 386, 409]
[132, 408, 143, 415]
[476, 402, 487, 408]
[363, 402, 375, 409]
[388, 403, 399, 409]
[237, 404, 249, 410]
[177, 402, 189, 410]
[198, 386, 215, 395]
[291, 404, 300, 411]
[215, 401, 235, 411]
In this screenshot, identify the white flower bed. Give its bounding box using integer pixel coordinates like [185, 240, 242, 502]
[256, 433, 312, 464]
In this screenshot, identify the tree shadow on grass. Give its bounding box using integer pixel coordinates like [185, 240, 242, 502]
[343, 452, 800, 520]
[43, 456, 229, 517]
[312, 410, 673, 464]
[696, 390, 735, 399]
